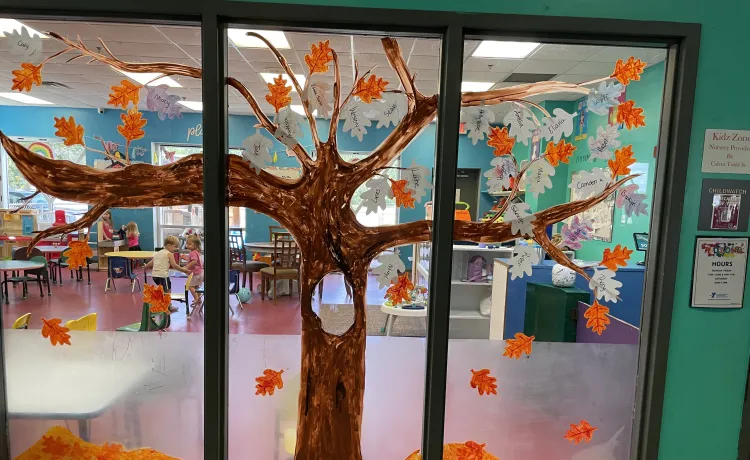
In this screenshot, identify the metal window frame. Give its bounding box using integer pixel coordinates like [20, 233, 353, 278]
[0, 3, 700, 459]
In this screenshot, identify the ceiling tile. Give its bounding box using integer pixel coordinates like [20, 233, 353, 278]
[410, 39, 441, 57]
[585, 46, 667, 63]
[156, 26, 202, 47]
[407, 55, 439, 71]
[89, 24, 172, 45]
[528, 44, 603, 61]
[512, 59, 578, 74]
[564, 61, 614, 76]
[553, 74, 603, 84]
[463, 57, 521, 74]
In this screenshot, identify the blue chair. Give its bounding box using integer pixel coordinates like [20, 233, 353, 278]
[106, 256, 141, 292]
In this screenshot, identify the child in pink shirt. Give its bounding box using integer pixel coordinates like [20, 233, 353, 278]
[184, 235, 204, 311]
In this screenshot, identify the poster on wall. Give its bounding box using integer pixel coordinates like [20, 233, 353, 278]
[701, 129, 750, 174]
[568, 169, 614, 242]
[608, 86, 627, 130]
[698, 178, 750, 232]
[691, 237, 748, 308]
[574, 100, 588, 141]
[530, 129, 542, 161]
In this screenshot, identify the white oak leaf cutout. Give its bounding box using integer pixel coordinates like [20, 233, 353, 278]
[615, 184, 649, 217]
[374, 93, 408, 129]
[242, 130, 274, 174]
[359, 176, 393, 215]
[526, 158, 555, 198]
[461, 106, 495, 145]
[7, 27, 43, 63]
[541, 108, 577, 142]
[342, 101, 372, 142]
[274, 106, 304, 148]
[402, 161, 432, 203]
[305, 79, 332, 118]
[502, 202, 536, 236]
[569, 167, 609, 199]
[587, 81, 625, 116]
[372, 252, 406, 288]
[503, 104, 535, 145]
[588, 124, 621, 161]
[484, 156, 517, 192]
[589, 268, 622, 303]
[509, 245, 540, 280]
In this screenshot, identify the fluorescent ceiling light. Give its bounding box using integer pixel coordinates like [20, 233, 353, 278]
[228, 29, 290, 49]
[111, 68, 182, 88]
[260, 73, 306, 92]
[461, 81, 494, 92]
[291, 104, 317, 116]
[177, 100, 202, 111]
[0, 92, 53, 105]
[0, 19, 48, 38]
[472, 41, 540, 59]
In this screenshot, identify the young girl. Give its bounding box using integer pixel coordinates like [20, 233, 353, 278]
[145, 236, 189, 312]
[125, 221, 141, 251]
[101, 210, 114, 241]
[183, 235, 204, 312]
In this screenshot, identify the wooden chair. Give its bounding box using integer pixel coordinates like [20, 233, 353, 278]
[268, 226, 289, 241]
[12, 313, 30, 329]
[260, 233, 299, 304]
[230, 231, 268, 290]
[65, 313, 97, 331]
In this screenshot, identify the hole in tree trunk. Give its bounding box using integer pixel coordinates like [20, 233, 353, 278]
[318, 301, 355, 336]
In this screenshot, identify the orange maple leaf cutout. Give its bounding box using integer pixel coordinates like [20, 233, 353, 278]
[486, 126, 516, 157]
[97, 442, 125, 459]
[11, 62, 42, 92]
[456, 441, 487, 460]
[117, 107, 147, 143]
[544, 139, 576, 167]
[503, 332, 535, 359]
[470, 368, 497, 396]
[41, 435, 69, 456]
[390, 179, 416, 208]
[564, 420, 598, 444]
[600, 244, 633, 271]
[108, 79, 141, 109]
[584, 300, 610, 336]
[304, 40, 334, 75]
[353, 74, 388, 103]
[616, 100, 646, 130]
[255, 369, 284, 395]
[41, 317, 71, 346]
[610, 56, 647, 86]
[53, 116, 85, 147]
[265, 74, 292, 112]
[386, 272, 414, 305]
[608, 145, 636, 179]
[66, 239, 93, 270]
[143, 284, 173, 314]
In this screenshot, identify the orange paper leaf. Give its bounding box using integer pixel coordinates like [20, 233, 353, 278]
[584, 300, 610, 336]
[255, 369, 284, 395]
[53, 116, 85, 147]
[265, 74, 292, 112]
[353, 74, 388, 103]
[608, 145, 636, 179]
[616, 100, 646, 130]
[108, 79, 141, 109]
[304, 40, 334, 75]
[470, 369, 497, 396]
[117, 107, 147, 142]
[564, 420, 598, 444]
[486, 126, 515, 157]
[600, 244, 633, 271]
[385, 272, 414, 305]
[457, 441, 487, 460]
[41, 435, 69, 456]
[41, 317, 71, 346]
[66, 239, 93, 270]
[544, 139, 576, 167]
[503, 332, 535, 359]
[391, 179, 416, 208]
[143, 284, 172, 314]
[11, 62, 42, 92]
[610, 57, 647, 85]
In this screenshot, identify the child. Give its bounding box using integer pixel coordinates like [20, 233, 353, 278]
[145, 236, 189, 311]
[101, 210, 114, 241]
[183, 235, 204, 312]
[126, 222, 141, 251]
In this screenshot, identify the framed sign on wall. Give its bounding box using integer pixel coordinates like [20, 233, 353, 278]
[691, 236, 749, 308]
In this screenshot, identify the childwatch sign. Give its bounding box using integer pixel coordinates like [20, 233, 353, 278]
[702, 129, 750, 173]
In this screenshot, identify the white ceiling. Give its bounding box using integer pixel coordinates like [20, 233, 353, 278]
[0, 19, 667, 117]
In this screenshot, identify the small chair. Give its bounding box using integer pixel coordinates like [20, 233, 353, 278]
[193, 269, 240, 316]
[106, 256, 140, 292]
[260, 233, 299, 304]
[65, 313, 97, 331]
[12, 313, 31, 329]
[116, 303, 171, 332]
[7, 255, 51, 298]
[268, 226, 289, 240]
[171, 272, 194, 316]
[230, 231, 268, 290]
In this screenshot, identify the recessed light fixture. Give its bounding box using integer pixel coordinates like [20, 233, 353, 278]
[260, 73, 306, 92]
[291, 104, 317, 116]
[461, 81, 494, 92]
[0, 92, 53, 105]
[111, 68, 182, 88]
[177, 100, 203, 111]
[472, 41, 540, 59]
[228, 29, 290, 49]
[0, 19, 48, 38]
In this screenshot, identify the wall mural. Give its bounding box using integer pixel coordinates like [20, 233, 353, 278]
[2, 28, 649, 460]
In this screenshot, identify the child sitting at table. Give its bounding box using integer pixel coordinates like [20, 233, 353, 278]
[183, 235, 204, 310]
[144, 236, 189, 311]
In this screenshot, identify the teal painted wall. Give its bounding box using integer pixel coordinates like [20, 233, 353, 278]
[235, 0, 750, 459]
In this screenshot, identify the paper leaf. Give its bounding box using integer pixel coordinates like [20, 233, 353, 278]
[502, 202, 536, 236]
[469, 369, 497, 396]
[503, 105, 535, 145]
[274, 106, 304, 148]
[526, 158, 555, 198]
[568, 167, 609, 199]
[372, 252, 406, 289]
[143, 284, 172, 314]
[265, 74, 292, 111]
[560, 216, 594, 250]
[7, 28, 43, 63]
[545, 139, 576, 167]
[611, 57, 647, 86]
[615, 183, 649, 217]
[146, 84, 183, 120]
[608, 145, 636, 179]
[509, 246, 540, 280]
[242, 130, 274, 174]
[484, 156, 517, 192]
[117, 108, 147, 143]
[587, 81, 625, 116]
[541, 108, 577, 142]
[584, 300, 611, 336]
[503, 332, 535, 359]
[600, 244, 633, 271]
[385, 273, 414, 305]
[402, 161, 432, 203]
[486, 126, 515, 156]
[305, 79, 332, 118]
[41, 317, 71, 346]
[342, 101, 372, 142]
[374, 92, 407, 129]
[353, 74, 388, 103]
[589, 268, 622, 303]
[461, 106, 495, 145]
[11, 62, 42, 92]
[588, 124, 621, 161]
[53, 116, 85, 147]
[359, 176, 393, 215]
[391, 179, 416, 209]
[255, 369, 284, 395]
[108, 79, 141, 109]
[616, 100, 646, 130]
[565, 420, 598, 444]
[67, 240, 93, 270]
[304, 40, 333, 74]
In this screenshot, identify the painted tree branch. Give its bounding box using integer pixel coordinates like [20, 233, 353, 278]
[328, 49, 343, 149]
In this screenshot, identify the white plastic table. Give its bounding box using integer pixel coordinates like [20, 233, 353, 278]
[381, 302, 428, 336]
[0, 260, 45, 304]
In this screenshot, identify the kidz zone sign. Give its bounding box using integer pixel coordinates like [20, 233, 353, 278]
[702, 129, 750, 173]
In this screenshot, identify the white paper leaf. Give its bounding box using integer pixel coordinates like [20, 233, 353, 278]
[461, 106, 495, 145]
[7, 28, 43, 63]
[525, 158, 556, 198]
[589, 268, 622, 303]
[588, 125, 621, 161]
[374, 93, 408, 129]
[541, 108, 577, 142]
[242, 130, 274, 174]
[342, 101, 372, 142]
[146, 85, 182, 121]
[502, 202, 536, 236]
[359, 176, 393, 215]
[502, 105, 535, 145]
[305, 80, 332, 118]
[484, 156, 517, 192]
[587, 81, 625, 116]
[509, 245, 540, 280]
[274, 106, 304, 148]
[568, 167, 609, 199]
[615, 184, 649, 217]
[372, 252, 406, 288]
[402, 161, 432, 203]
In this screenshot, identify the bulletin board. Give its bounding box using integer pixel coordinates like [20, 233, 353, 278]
[568, 169, 614, 242]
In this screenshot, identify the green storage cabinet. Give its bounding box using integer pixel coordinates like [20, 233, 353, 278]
[524, 282, 589, 342]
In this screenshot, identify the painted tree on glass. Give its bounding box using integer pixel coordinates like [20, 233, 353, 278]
[1, 30, 648, 459]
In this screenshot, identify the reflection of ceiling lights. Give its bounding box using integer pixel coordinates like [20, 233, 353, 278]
[461, 81, 494, 92]
[260, 73, 306, 92]
[0, 92, 53, 105]
[0, 19, 48, 38]
[228, 29, 290, 49]
[472, 41, 540, 58]
[112, 68, 182, 88]
[177, 100, 202, 111]
[291, 104, 317, 116]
